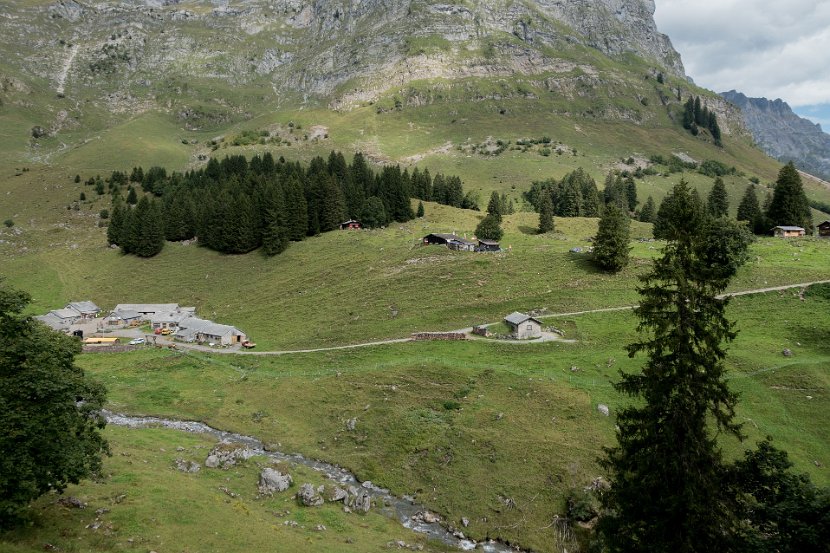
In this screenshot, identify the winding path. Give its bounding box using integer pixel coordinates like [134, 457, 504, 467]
[56, 45, 78, 96]
[163, 280, 830, 357]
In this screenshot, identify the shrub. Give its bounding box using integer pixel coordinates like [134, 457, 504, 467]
[99, 209, 109, 219]
[3, 219, 13, 228]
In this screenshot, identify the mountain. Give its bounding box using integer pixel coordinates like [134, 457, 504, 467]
[721, 90, 830, 181]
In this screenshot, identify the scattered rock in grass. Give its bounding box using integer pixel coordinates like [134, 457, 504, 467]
[782, 348, 793, 357]
[570, 365, 580, 372]
[597, 404, 610, 416]
[461, 517, 469, 528]
[258, 468, 292, 495]
[219, 486, 239, 498]
[174, 459, 201, 473]
[57, 497, 86, 509]
[283, 520, 299, 527]
[176, 446, 185, 452]
[586, 477, 610, 492]
[346, 417, 357, 431]
[388, 540, 424, 550]
[204, 441, 252, 469]
[297, 483, 324, 506]
[345, 485, 372, 513]
[95, 507, 110, 516]
[314, 524, 327, 532]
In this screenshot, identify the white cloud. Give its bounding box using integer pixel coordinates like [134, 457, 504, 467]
[654, 0, 830, 107]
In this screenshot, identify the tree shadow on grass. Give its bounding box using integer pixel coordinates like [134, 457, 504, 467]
[518, 225, 540, 235]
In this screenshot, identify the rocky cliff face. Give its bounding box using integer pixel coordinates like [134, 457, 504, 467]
[722, 90, 830, 181]
[1, 0, 685, 109]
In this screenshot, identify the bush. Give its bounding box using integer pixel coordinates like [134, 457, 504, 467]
[3, 219, 13, 228]
[99, 209, 109, 219]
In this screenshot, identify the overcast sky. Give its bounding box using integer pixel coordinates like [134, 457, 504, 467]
[653, 0, 830, 129]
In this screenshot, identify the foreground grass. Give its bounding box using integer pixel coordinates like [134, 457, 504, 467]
[0, 427, 451, 553]
[54, 288, 830, 553]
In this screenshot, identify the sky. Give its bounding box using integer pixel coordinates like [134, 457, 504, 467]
[653, 0, 830, 130]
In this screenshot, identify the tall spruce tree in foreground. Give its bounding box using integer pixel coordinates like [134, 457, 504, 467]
[767, 161, 812, 233]
[707, 177, 729, 218]
[599, 180, 753, 553]
[538, 193, 555, 233]
[593, 204, 630, 272]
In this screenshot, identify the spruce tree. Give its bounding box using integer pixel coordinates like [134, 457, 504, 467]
[625, 177, 638, 212]
[126, 186, 138, 205]
[416, 201, 424, 218]
[767, 162, 813, 233]
[639, 196, 656, 223]
[107, 202, 126, 246]
[737, 184, 764, 234]
[592, 204, 630, 272]
[538, 193, 554, 233]
[682, 97, 695, 130]
[129, 196, 165, 257]
[599, 180, 753, 553]
[360, 196, 388, 229]
[654, 179, 704, 240]
[707, 177, 730, 218]
[261, 209, 289, 256]
[487, 191, 503, 222]
[475, 214, 503, 241]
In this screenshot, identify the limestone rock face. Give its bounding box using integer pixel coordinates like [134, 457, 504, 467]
[3, 0, 686, 108]
[258, 468, 293, 494]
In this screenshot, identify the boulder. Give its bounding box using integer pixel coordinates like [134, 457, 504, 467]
[297, 483, 324, 507]
[204, 441, 250, 469]
[346, 417, 357, 431]
[782, 348, 793, 357]
[597, 404, 610, 416]
[326, 486, 348, 502]
[349, 490, 372, 513]
[258, 468, 292, 494]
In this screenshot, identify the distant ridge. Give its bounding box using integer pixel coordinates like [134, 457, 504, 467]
[721, 90, 830, 180]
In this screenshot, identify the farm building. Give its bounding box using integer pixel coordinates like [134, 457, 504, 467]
[818, 220, 830, 237]
[104, 308, 142, 327]
[113, 303, 181, 317]
[65, 301, 101, 319]
[771, 226, 806, 238]
[175, 317, 246, 346]
[34, 312, 71, 331]
[477, 239, 500, 252]
[340, 219, 362, 230]
[422, 233, 477, 251]
[150, 307, 196, 330]
[504, 312, 543, 340]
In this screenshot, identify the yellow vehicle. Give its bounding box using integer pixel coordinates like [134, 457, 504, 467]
[160, 328, 173, 335]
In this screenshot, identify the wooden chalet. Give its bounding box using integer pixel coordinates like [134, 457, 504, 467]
[477, 239, 501, 252]
[340, 219, 363, 230]
[771, 225, 806, 238]
[818, 220, 830, 237]
[422, 233, 477, 251]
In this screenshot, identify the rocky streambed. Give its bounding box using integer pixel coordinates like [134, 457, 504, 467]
[104, 411, 524, 552]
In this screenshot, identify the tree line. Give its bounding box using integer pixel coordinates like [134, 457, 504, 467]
[683, 95, 722, 146]
[105, 152, 475, 257]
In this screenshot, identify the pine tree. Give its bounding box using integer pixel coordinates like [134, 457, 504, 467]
[767, 162, 813, 233]
[129, 196, 165, 257]
[107, 202, 126, 246]
[416, 201, 424, 218]
[475, 214, 503, 241]
[261, 207, 289, 256]
[538, 193, 555, 233]
[694, 96, 703, 126]
[737, 184, 765, 234]
[654, 179, 704, 239]
[592, 204, 630, 272]
[625, 177, 638, 212]
[682, 97, 695, 130]
[599, 180, 753, 553]
[360, 196, 388, 229]
[284, 176, 308, 241]
[638, 196, 656, 223]
[126, 186, 138, 205]
[487, 191, 503, 222]
[707, 177, 730, 218]
[580, 178, 602, 217]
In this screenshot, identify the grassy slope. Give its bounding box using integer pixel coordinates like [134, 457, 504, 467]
[1, 288, 818, 553]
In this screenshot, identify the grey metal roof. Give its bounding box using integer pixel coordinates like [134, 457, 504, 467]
[150, 311, 192, 324]
[66, 301, 100, 314]
[51, 307, 81, 319]
[109, 309, 141, 320]
[35, 313, 68, 330]
[175, 317, 244, 340]
[114, 303, 180, 315]
[772, 226, 805, 231]
[478, 239, 500, 246]
[504, 312, 542, 326]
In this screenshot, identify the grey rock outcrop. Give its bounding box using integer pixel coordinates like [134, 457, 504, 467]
[174, 458, 201, 473]
[204, 441, 252, 469]
[258, 468, 292, 494]
[722, 90, 830, 181]
[297, 483, 324, 507]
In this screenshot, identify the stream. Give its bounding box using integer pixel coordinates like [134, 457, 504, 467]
[104, 411, 524, 552]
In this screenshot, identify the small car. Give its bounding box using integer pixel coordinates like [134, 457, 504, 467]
[160, 328, 173, 335]
[128, 338, 145, 345]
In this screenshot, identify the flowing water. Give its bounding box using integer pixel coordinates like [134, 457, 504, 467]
[104, 411, 524, 552]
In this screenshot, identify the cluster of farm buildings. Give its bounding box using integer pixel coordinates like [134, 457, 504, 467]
[36, 302, 248, 346]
